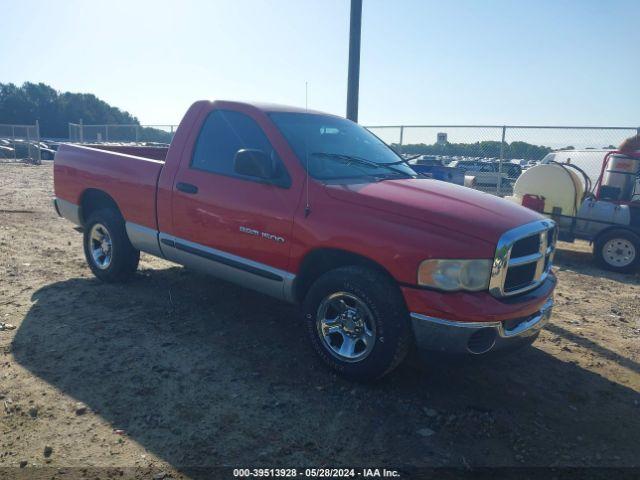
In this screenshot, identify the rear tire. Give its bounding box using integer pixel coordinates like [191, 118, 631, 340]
[83, 209, 139, 282]
[302, 266, 411, 381]
[594, 229, 640, 273]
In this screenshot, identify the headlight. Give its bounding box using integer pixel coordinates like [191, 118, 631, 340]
[417, 259, 492, 291]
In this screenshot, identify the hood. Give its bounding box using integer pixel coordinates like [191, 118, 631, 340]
[323, 179, 543, 243]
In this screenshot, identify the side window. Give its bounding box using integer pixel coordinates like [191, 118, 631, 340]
[191, 110, 288, 181]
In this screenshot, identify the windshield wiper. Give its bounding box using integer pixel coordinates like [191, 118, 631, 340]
[309, 152, 415, 179]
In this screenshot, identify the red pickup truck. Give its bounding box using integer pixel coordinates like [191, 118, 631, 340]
[53, 100, 556, 380]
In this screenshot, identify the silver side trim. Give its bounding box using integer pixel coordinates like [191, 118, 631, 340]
[53, 198, 82, 226]
[159, 233, 296, 303]
[125, 222, 162, 257]
[410, 296, 553, 354]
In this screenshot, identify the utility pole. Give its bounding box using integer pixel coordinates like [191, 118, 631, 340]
[346, 0, 362, 122]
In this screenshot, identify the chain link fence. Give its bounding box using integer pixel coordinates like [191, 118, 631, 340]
[0, 123, 42, 163]
[68, 123, 178, 144]
[10, 120, 637, 198]
[365, 125, 640, 196]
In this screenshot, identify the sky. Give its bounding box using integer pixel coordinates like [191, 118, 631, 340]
[1, 0, 639, 128]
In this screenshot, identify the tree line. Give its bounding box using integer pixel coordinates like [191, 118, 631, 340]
[0, 82, 172, 142]
[1, 82, 572, 158]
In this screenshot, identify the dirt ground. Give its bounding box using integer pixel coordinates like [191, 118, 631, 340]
[0, 163, 638, 477]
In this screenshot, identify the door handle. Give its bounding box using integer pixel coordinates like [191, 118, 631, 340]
[176, 182, 198, 194]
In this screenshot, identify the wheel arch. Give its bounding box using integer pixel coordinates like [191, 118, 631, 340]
[79, 189, 122, 226]
[293, 247, 398, 304]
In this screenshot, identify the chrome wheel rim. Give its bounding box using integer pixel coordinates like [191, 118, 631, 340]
[89, 223, 113, 270]
[316, 292, 376, 363]
[603, 238, 636, 267]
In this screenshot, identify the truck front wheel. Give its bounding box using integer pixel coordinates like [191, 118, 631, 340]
[594, 229, 640, 273]
[83, 209, 140, 282]
[302, 266, 411, 381]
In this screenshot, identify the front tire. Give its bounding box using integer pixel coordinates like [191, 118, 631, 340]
[302, 266, 411, 381]
[83, 209, 140, 282]
[594, 229, 640, 273]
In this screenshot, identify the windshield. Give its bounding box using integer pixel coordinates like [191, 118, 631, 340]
[269, 112, 416, 181]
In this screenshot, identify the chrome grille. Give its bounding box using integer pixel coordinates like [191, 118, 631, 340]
[489, 220, 557, 297]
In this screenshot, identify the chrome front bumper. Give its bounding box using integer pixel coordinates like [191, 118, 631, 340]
[410, 296, 553, 355]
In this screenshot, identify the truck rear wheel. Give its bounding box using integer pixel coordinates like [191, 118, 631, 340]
[302, 266, 411, 381]
[594, 229, 640, 273]
[83, 209, 139, 282]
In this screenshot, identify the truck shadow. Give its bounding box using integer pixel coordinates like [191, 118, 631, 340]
[545, 323, 639, 374]
[12, 268, 640, 472]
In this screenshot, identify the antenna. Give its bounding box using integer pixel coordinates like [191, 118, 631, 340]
[304, 81, 311, 217]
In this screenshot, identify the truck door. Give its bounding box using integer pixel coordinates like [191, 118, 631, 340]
[162, 109, 299, 300]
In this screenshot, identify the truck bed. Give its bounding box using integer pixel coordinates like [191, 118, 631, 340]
[80, 144, 169, 161]
[53, 143, 164, 230]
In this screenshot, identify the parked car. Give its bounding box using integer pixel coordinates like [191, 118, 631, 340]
[408, 156, 464, 185]
[53, 100, 557, 380]
[411, 155, 443, 167]
[449, 160, 512, 190]
[450, 159, 522, 179]
[448, 159, 492, 173]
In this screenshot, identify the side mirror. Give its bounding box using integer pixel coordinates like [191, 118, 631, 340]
[234, 149, 275, 179]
